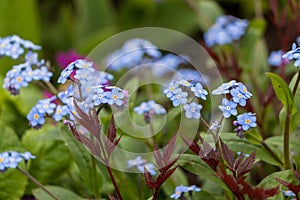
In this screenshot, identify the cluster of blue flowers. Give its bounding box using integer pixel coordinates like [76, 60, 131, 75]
[2, 35, 52, 95]
[105, 38, 188, 77]
[127, 156, 156, 175]
[204, 15, 249, 47]
[27, 59, 128, 128]
[283, 43, 300, 67]
[164, 79, 208, 119]
[134, 100, 166, 115]
[212, 80, 256, 135]
[0, 151, 35, 171]
[134, 100, 166, 123]
[170, 184, 201, 199]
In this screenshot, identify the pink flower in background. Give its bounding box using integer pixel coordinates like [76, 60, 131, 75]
[56, 50, 85, 68]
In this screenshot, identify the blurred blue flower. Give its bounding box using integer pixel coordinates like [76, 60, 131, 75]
[0, 152, 9, 171]
[268, 50, 284, 67]
[204, 15, 248, 47]
[27, 107, 45, 127]
[36, 66, 53, 82]
[170, 88, 188, 107]
[219, 98, 237, 118]
[137, 163, 157, 176]
[170, 185, 201, 199]
[191, 83, 208, 100]
[127, 156, 146, 168]
[5, 43, 24, 59]
[173, 69, 208, 84]
[20, 151, 36, 161]
[105, 38, 161, 71]
[237, 112, 257, 130]
[134, 100, 166, 115]
[184, 102, 202, 119]
[151, 54, 187, 76]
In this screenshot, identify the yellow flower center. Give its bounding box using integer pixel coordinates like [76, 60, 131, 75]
[245, 119, 250, 124]
[238, 93, 243, 98]
[112, 95, 118, 100]
[34, 114, 39, 120]
[17, 77, 22, 83]
[57, 109, 62, 114]
[170, 86, 174, 91]
[0, 158, 3, 163]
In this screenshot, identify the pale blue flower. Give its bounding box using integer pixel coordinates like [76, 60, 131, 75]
[107, 88, 125, 106]
[237, 112, 257, 130]
[191, 83, 208, 100]
[170, 88, 188, 107]
[184, 102, 202, 119]
[164, 81, 179, 98]
[218, 98, 237, 118]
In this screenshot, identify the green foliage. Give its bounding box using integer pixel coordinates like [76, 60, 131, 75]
[60, 127, 105, 197]
[33, 185, 88, 200]
[266, 72, 297, 115]
[0, 122, 28, 200]
[22, 125, 73, 190]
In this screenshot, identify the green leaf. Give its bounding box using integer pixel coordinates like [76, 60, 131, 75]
[22, 125, 72, 190]
[220, 133, 282, 166]
[33, 185, 87, 200]
[0, 122, 28, 200]
[266, 72, 297, 115]
[60, 127, 104, 195]
[178, 154, 230, 192]
[258, 170, 294, 188]
[195, 0, 224, 31]
[74, 0, 116, 40]
[280, 72, 300, 132]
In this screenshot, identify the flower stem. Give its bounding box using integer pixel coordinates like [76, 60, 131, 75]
[292, 69, 300, 96]
[17, 167, 60, 200]
[153, 188, 160, 200]
[106, 165, 123, 200]
[44, 81, 58, 95]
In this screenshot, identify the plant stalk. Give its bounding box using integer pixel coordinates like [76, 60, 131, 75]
[17, 167, 60, 200]
[292, 70, 300, 96]
[283, 110, 291, 169]
[106, 165, 123, 200]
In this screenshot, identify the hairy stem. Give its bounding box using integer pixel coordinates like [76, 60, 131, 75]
[153, 188, 160, 200]
[17, 167, 60, 200]
[106, 165, 123, 200]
